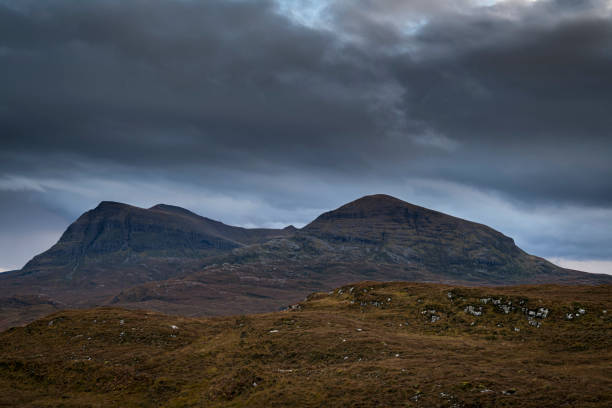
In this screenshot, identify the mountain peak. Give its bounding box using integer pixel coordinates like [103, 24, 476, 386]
[304, 194, 439, 231]
[94, 201, 134, 211]
[337, 194, 427, 212]
[302, 193, 527, 276]
[353, 193, 403, 202]
[149, 203, 198, 217]
[22, 199, 291, 273]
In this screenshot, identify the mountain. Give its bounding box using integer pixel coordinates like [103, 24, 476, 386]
[24, 201, 289, 271]
[305, 195, 526, 273]
[1, 194, 610, 330]
[0, 201, 291, 327]
[301, 194, 563, 281]
[8, 200, 289, 295]
[1, 282, 610, 407]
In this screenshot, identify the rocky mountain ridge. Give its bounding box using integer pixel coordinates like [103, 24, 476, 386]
[24, 201, 290, 271]
[1, 194, 610, 330]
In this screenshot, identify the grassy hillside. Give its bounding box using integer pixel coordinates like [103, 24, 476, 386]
[1, 282, 610, 407]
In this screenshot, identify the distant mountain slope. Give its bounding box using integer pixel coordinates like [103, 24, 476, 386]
[0, 201, 291, 325]
[301, 194, 561, 281]
[23, 201, 289, 272]
[1, 194, 610, 330]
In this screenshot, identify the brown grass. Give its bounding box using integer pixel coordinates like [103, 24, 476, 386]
[1, 282, 610, 407]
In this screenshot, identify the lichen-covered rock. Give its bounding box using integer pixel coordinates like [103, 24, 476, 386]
[422, 309, 441, 323]
[498, 304, 512, 314]
[465, 305, 483, 316]
[537, 308, 549, 318]
[565, 307, 586, 320]
[527, 317, 541, 328]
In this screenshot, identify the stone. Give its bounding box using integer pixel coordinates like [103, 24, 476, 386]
[536, 308, 549, 318]
[498, 304, 512, 314]
[527, 317, 541, 328]
[464, 305, 483, 316]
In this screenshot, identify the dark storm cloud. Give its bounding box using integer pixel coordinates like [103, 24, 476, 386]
[337, 0, 612, 205]
[0, 0, 611, 268]
[0, 0, 401, 172]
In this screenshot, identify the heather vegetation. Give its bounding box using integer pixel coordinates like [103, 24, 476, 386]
[1, 282, 610, 407]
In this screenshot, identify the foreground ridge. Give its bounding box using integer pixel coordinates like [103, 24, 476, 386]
[1, 282, 610, 407]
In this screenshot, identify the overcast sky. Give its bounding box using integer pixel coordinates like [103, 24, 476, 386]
[1, 0, 611, 274]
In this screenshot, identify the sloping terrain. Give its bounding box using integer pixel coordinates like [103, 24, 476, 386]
[1, 194, 610, 330]
[303, 194, 553, 280]
[1, 282, 610, 407]
[22, 201, 289, 273]
[105, 196, 610, 319]
[0, 201, 291, 327]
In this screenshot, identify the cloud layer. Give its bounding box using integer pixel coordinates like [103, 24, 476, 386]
[1, 0, 611, 272]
